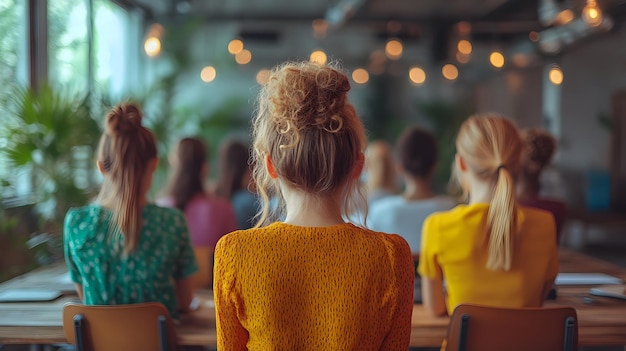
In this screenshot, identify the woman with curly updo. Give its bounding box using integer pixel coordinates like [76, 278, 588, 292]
[63, 103, 197, 319]
[213, 62, 414, 350]
[517, 128, 566, 242]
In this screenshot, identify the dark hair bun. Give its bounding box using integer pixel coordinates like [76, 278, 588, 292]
[105, 103, 143, 136]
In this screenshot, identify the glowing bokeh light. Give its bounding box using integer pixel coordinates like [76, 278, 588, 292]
[457, 40, 472, 55]
[490, 51, 505, 68]
[228, 39, 244, 55]
[409, 67, 426, 85]
[385, 39, 403, 60]
[144, 37, 161, 57]
[200, 66, 216, 83]
[235, 49, 252, 64]
[310, 50, 328, 65]
[548, 65, 564, 85]
[352, 68, 369, 84]
[256, 69, 270, 85]
[442, 64, 459, 80]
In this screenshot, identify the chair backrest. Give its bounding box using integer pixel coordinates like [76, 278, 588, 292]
[63, 302, 178, 351]
[445, 304, 578, 351]
[190, 246, 213, 290]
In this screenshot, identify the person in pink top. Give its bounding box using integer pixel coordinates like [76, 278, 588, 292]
[159, 137, 238, 248]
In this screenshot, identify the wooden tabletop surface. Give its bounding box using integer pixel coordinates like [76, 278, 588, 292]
[1, 248, 625, 347]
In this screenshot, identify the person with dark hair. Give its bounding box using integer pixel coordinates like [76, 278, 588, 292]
[518, 128, 566, 242]
[213, 61, 414, 350]
[63, 103, 197, 319]
[214, 139, 258, 229]
[159, 137, 238, 249]
[368, 127, 456, 254]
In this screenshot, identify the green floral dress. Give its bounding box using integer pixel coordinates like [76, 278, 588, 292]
[63, 204, 197, 318]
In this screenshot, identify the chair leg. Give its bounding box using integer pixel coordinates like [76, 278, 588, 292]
[563, 316, 575, 351]
[158, 315, 168, 351]
[458, 314, 469, 351]
[73, 314, 85, 351]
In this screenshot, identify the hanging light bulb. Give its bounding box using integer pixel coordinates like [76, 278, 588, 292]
[582, 0, 603, 27]
[489, 51, 505, 69]
[548, 65, 564, 85]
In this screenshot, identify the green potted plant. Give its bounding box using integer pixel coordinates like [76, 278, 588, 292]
[2, 85, 102, 258]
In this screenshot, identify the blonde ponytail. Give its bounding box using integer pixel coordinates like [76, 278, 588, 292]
[486, 167, 518, 271]
[455, 114, 522, 271]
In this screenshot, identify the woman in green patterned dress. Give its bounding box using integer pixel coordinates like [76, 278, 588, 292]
[63, 103, 197, 319]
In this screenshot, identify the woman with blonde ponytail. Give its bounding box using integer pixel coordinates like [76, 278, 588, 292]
[418, 114, 558, 316]
[63, 103, 197, 319]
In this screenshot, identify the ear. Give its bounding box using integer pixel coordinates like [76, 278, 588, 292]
[148, 157, 159, 173]
[96, 160, 106, 175]
[455, 154, 467, 172]
[265, 155, 278, 179]
[351, 152, 365, 179]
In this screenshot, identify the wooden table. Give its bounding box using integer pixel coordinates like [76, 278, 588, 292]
[1, 249, 625, 347]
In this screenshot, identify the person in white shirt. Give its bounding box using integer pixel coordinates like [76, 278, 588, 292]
[368, 127, 456, 254]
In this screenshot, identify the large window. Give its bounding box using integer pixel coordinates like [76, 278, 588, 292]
[49, 0, 141, 96]
[0, 0, 27, 197]
[94, 0, 142, 97]
[48, 0, 89, 91]
[1, 0, 142, 201]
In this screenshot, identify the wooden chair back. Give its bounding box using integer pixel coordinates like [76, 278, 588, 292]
[62, 302, 178, 351]
[445, 304, 578, 351]
[190, 246, 213, 290]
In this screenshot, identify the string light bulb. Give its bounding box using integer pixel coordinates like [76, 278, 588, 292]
[548, 65, 564, 85]
[442, 64, 458, 81]
[457, 40, 472, 55]
[385, 39, 403, 60]
[228, 39, 244, 55]
[409, 67, 426, 85]
[310, 50, 327, 65]
[352, 68, 369, 84]
[489, 51, 505, 69]
[582, 0, 603, 27]
[144, 37, 161, 57]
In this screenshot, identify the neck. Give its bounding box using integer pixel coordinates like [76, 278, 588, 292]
[517, 178, 539, 201]
[467, 178, 494, 205]
[403, 176, 435, 201]
[281, 183, 345, 227]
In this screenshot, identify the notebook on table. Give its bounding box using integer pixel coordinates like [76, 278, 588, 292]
[590, 285, 626, 300]
[0, 289, 62, 302]
[555, 273, 622, 286]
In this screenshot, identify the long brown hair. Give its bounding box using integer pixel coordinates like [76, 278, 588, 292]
[96, 103, 157, 254]
[164, 137, 208, 211]
[251, 61, 367, 227]
[214, 140, 251, 199]
[455, 114, 522, 271]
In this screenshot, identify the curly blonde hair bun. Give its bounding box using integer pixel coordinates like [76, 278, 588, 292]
[252, 61, 367, 226]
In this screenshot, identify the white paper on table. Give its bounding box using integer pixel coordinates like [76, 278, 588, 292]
[555, 273, 622, 286]
[0, 289, 62, 302]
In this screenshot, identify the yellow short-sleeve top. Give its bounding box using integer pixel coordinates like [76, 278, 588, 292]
[418, 203, 559, 313]
[214, 222, 414, 351]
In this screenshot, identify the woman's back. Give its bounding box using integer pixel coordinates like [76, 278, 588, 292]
[214, 222, 413, 350]
[419, 203, 558, 312]
[158, 193, 238, 247]
[64, 204, 197, 318]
